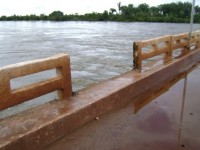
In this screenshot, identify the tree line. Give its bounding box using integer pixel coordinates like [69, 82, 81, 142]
[1, 1, 200, 23]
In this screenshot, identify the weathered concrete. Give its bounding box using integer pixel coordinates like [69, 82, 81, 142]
[0, 49, 200, 150]
[0, 53, 72, 110]
[45, 66, 200, 150]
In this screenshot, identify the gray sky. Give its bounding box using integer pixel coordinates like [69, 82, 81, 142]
[0, 0, 199, 16]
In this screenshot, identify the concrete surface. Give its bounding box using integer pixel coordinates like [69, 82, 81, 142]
[45, 66, 200, 150]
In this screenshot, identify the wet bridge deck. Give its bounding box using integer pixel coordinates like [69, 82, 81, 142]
[45, 66, 200, 150]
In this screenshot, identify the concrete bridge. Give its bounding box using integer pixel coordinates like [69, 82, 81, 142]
[0, 31, 200, 150]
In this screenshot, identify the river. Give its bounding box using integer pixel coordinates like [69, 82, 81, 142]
[0, 21, 199, 118]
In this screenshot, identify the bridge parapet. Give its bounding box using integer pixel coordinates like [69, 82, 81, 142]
[0, 54, 72, 110]
[133, 30, 200, 72]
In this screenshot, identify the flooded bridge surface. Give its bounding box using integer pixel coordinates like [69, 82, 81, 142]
[45, 66, 200, 150]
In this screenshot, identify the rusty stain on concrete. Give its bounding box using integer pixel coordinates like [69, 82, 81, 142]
[137, 107, 173, 134]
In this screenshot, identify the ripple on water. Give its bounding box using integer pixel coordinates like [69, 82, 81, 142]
[72, 71, 96, 78]
[0, 21, 200, 118]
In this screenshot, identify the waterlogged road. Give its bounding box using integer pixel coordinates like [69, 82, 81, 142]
[0, 21, 200, 117]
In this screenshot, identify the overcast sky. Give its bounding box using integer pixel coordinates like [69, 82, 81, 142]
[0, 0, 199, 16]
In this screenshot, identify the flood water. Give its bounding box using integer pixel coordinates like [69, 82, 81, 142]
[0, 21, 200, 118]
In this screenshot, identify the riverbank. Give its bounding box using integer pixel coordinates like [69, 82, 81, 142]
[1, 2, 200, 23]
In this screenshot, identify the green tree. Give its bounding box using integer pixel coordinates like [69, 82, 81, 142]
[138, 3, 150, 13]
[110, 8, 117, 15]
[101, 10, 109, 21]
[117, 2, 121, 14]
[195, 6, 200, 14]
[0, 16, 7, 20]
[120, 4, 136, 20]
[49, 11, 64, 21]
[150, 6, 161, 16]
[40, 14, 48, 20]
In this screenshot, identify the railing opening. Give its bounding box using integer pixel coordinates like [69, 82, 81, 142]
[10, 69, 57, 91]
[0, 91, 58, 119]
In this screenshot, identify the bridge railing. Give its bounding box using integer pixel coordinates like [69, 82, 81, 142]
[0, 53, 72, 110]
[133, 31, 200, 72]
[133, 35, 172, 71]
[172, 33, 189, 57]
[190, 30, 200, 49]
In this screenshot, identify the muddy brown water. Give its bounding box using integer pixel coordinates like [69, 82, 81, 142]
[0, 21, 200, 118]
